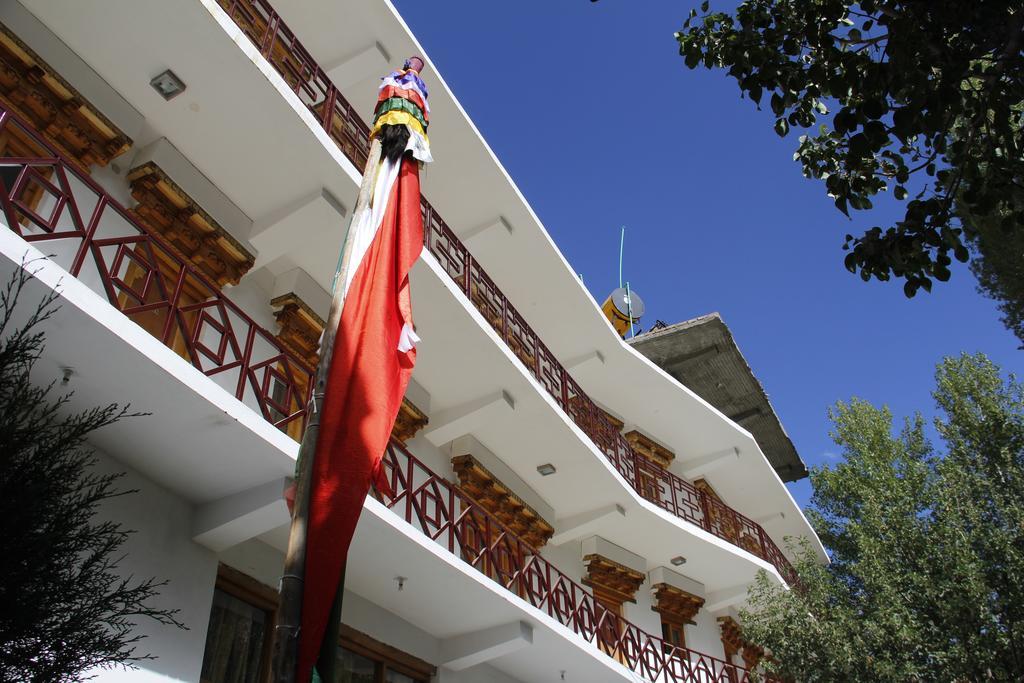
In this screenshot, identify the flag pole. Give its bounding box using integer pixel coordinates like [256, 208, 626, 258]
[270, 135, 383, 683]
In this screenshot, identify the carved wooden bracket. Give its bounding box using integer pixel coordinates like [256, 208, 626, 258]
[270, 290, 428, 443]
[393, 397, 429, 445]
[602, 409, 624, 433]
[718, 616, 764, 670]
[128, 162, 255, 287]
[270, 293, 324, 369]
[718, 616, 743, 659]
[625, 430, 675, 469]
[0, 25, 130, 168]
[694, 478, 723, 502]
[452, 454, 553, 549]
[582, 554, 646, 606]
[651, 583, 705, 625]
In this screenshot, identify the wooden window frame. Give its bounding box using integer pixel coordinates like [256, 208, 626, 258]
[202, 563, 435, 683]
[204, 563, 278, 683]
[339, 624, 434, 683]
[660, 614, 687, 652]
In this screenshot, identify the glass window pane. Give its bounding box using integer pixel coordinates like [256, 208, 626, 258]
[385, 669, 420, 683]
[335, 647, 377, 683]
[200, 588, 267, 683]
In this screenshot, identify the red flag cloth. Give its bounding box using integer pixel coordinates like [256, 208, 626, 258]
[296, 156, 422, 682]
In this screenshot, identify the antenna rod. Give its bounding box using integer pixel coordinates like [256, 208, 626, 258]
[625, 280, 635, 338]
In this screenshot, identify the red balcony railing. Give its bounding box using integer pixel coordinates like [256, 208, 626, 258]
[215, 0, 797, 585]
[0, 105, 314, 433]
[0, 107, 769, 672]
[378, 438, 774, 683]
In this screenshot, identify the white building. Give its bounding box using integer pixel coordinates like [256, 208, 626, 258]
[0, 1, 826, 681]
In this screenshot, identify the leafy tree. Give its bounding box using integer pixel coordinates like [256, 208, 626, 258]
[740, 353, 1024, 681]
[0, 265, 183, 681]
[671, 1, 1024, 299]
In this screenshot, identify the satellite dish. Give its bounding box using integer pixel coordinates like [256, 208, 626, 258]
[601, 287, 644, 336]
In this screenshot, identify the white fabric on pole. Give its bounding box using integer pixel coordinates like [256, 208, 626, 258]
[397, 323, 420, 352]
[406, 130, 432, 163]
[337, 134, 425, 352]
[340, 155, 402, 301]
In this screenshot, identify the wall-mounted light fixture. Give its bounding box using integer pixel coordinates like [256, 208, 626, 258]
[150, 69, 186, 100]
[536, 463, 557, 476]
[670, 555, 687, 566]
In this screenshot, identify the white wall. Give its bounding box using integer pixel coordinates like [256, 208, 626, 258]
[435, 664, 523, 683]
[84, 448, 219, 682]
[541, 540, 585, 591]
[688, 608, 726, 663]
[402, 432, 450, 485]
[625, 579, 663, 642]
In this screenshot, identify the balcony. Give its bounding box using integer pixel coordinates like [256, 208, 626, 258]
[375, 438, 773, 683]
[0, 92, 781, 681]
[213, 0, 797, 584]
[0, 105, 316, 433]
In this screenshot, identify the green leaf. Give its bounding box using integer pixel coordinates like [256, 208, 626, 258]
[862, 99, 886, 120]
[848, 133, 870, 157]
[835, 195, 850, 216]
[673, 0, 1024, 313]
[844, 252, 858, 273]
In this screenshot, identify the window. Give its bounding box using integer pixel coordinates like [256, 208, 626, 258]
[650, 582, 703, 656]
[199, 570, 274, 683]
[198, 564, 435, 683]
[336, 647, 376, 683]
[661, 617, 686, 652]
[337, 625, 433, 683]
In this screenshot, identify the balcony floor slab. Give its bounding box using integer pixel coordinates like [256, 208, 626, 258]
[0, 225, 297, 505]
[410, 252, 786, 592]
[262, 497, 643, 683]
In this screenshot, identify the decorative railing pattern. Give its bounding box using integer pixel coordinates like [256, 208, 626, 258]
[0, 102, 772, 683]
[215, 0, 797, 585]
[378, 438, 774, 683]
[0, 106, 314, 433]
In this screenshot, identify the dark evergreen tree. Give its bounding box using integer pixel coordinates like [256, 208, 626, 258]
[0, 265, 183, 682]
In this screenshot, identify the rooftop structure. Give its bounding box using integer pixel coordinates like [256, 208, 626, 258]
[0, 1, 825, 681]
[630, 315, 809, 483]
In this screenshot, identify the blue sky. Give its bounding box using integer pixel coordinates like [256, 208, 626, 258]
[392, 0, 1023, 509]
